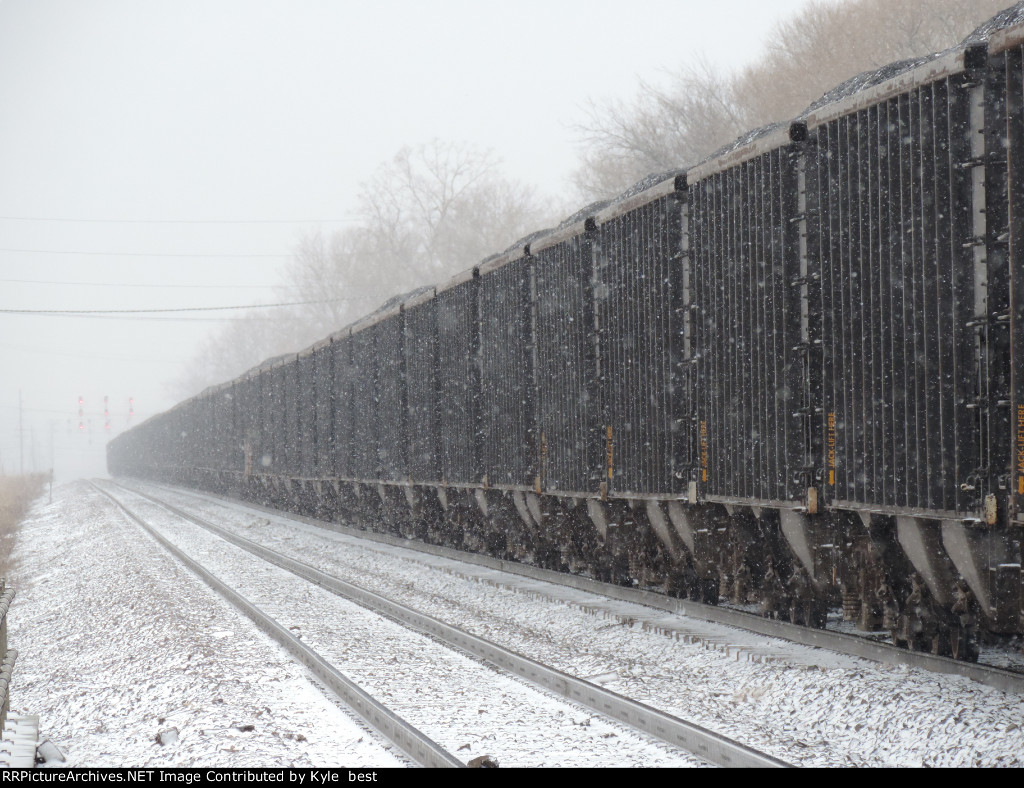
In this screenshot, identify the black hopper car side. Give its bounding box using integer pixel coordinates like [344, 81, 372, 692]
[110, 6, 1024, 660]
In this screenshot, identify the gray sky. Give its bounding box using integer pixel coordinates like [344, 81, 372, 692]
[0, 0, 810, 480]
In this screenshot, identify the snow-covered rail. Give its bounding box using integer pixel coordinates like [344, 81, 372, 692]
[0, 584, 17, 731]
[110, 480, 789, 769]
[96, 481, 728, 768]
[0, 583, 43, 768]
[91, 483, 463, 769]
[114, 481, 1024, 767]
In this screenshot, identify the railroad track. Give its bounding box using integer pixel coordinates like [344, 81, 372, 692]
[95, 481, 787, 768]
[91, 482, 460, 768]
[142, 481, 1024, 696]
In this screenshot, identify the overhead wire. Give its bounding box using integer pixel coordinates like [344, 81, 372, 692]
[0, 314, 324, 322]
[0, 247, 287, 258]
[0, 277, 285, 289]
[0, 216, 351, 225]
[0, 296, 376, 321]
[0, 298, 345, 315]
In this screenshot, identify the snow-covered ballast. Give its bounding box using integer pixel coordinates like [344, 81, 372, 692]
[108, 4, 1024, 658]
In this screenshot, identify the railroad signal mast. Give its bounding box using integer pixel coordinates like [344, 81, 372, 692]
[71, 394, 136, 433]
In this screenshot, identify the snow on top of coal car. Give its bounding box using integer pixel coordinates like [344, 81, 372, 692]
[800, 56, 935, 118]
[236, 352, 295, 379]
[965, 0, 1024, 47]
[604, 169, 685, 206]
[344, 284, 435, 336]
[516, 172, 682, 258]
[684, 121, 792, 184]
[498, 227, 557, 258]
[555, 200, 612, 232]
[596, 171, 686, 224]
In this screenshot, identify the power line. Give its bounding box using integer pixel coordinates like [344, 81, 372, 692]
[0, 298, 374, 322]
[0, 247, 288, 258]
[0, 313, 305, 322]
[0, 277, 285, 289]
[0, 298, 344, 315]
[0, 216, 351, 225]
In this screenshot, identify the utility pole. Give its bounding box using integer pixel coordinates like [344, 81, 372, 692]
[18, 389, 23, 476]
[49, 421, 55, 503]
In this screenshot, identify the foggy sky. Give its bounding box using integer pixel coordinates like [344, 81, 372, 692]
[0, 0, 809, 480]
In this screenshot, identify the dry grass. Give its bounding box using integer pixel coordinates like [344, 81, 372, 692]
[0, 474, 47, 580]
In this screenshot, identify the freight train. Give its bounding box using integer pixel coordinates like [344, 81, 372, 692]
[110, 5, 1024, 660]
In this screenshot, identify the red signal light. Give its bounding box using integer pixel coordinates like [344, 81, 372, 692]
[78, 422, 84, 431]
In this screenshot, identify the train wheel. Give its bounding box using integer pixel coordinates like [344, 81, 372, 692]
[663, 569, 688, 599]
[931, 630, 953, 659]
[950, 626, 980, 663]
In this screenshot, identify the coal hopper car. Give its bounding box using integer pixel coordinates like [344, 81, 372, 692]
[109, 6, 1024, 660]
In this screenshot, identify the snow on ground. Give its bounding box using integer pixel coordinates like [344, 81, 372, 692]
[109, 484, 704, 767]
[153, 482, 1024, 768]
[4, 483, 405, 768]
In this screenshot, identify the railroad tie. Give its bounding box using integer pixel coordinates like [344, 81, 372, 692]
[0, 715, 39, 768]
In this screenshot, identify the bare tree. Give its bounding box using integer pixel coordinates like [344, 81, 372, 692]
[287, 228, 395, 337]
[575, 59, 747, 199]
[734, 0, 1009, 126]
[575, 0, 1011, 200]
[172, 140, 558, 398]
[358, 141, 555, 281]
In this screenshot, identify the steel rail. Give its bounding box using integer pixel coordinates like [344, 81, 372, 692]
[90, 482, 463, 769]
[0, 586, 16, 733]
[0, 649, 17, 733]
[149, 481, 1024, 695]
[0, 588, 16, 624]
[117, 480, 790, 769]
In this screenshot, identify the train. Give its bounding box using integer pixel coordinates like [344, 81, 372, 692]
[110, 5, 1024, 661]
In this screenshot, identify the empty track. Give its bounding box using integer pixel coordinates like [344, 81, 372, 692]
[96, 481, 787, 768]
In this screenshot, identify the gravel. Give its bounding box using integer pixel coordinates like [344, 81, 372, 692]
[149, 482, 1024, 768]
